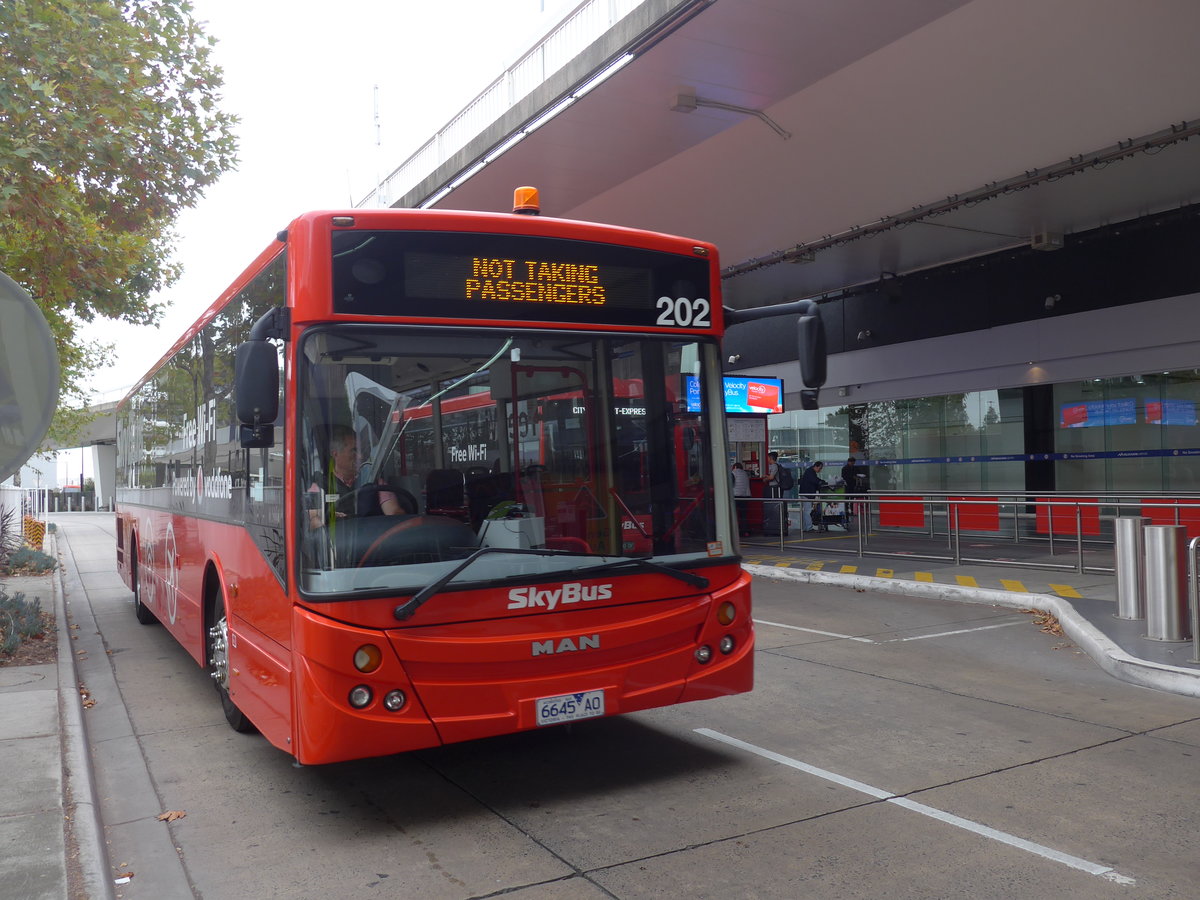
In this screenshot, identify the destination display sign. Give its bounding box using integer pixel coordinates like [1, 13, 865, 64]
[331, 230, 714, 330]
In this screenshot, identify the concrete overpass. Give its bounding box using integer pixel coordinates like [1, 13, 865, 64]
[362, 0, 1200, 409]
[370, 0, 1200, 314]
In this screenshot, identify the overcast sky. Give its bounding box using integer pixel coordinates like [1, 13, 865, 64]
[87, 0, 573, 400]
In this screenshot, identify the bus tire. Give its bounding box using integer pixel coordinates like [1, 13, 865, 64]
[207, 585, 255, 734]
[131, 543, 158, 625]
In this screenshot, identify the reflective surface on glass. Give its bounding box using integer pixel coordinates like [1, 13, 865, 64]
[298, 327, 722, 596]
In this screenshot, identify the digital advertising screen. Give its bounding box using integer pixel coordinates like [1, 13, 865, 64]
[1146, 399, 1198, 426]
[685, 376, 785, 414]
[1059, 398, 1136, 428]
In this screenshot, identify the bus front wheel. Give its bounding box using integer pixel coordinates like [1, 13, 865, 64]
[206, 587, 255, 734]
[131, 544, 157, 625]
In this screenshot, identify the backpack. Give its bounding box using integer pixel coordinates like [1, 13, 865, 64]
[776, 464, 794, 491]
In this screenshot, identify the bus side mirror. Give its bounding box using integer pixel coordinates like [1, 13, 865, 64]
[797, 308, 827, 410]
[235, 340, 278, 448]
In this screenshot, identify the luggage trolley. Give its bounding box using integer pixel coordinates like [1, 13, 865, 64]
[810, 487, 849, 531]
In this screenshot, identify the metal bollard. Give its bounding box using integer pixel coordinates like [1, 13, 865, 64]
[1144, 525, 1191, 642]
[1114, 516, 1149, 620]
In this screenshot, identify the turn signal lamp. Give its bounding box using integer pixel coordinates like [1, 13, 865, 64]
[513, 186, 540, 215]
[354, 644, 383, 673]
[717, 602, 737, 625]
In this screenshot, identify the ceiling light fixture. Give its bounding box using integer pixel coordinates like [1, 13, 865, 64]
[670, 88, 791, 140]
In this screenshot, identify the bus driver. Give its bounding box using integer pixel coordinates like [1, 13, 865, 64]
[308, 425, 404, 528]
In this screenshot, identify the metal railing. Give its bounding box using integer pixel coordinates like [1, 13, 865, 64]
[361, 0, 648, 207]
[738, 490, 1200, 660]
[736, 490, 1200, 576]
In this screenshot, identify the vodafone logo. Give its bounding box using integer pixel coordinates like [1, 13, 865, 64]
[507, 582, 613, 611]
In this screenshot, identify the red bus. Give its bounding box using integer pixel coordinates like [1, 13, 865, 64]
[114, 191, 825, 764]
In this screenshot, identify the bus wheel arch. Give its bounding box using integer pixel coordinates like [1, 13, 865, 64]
[203, 562, 255, 734]
[131, 534, 157, 625]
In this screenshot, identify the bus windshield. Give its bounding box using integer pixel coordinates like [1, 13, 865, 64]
[298, 326, 722, 597]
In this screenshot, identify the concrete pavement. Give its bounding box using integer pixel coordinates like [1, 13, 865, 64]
[1, 516, 1197, 897]
[0, 531, 110, 900]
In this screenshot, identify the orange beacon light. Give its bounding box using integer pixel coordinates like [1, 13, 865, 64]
[513, 186, 540, 215]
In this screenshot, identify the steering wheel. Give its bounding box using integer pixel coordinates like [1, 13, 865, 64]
[392, 487, 419, 515]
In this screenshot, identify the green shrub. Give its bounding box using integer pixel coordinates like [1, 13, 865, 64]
[3, 547, 58, 575]
[0, 507, 20, 566]
[0, 591, 45, 656]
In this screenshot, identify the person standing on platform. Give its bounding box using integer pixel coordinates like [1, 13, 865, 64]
[799, 460, 827, 532]
[766, 451, 781, 497]
[731, 462, 751, 536]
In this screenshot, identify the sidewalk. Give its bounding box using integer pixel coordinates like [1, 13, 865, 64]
[0, 533, 111, 900]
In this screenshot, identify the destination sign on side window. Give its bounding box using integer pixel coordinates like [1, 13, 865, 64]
[331, 230, 713, 329]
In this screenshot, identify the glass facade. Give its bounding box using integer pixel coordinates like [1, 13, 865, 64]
[767, 371, 1200, 494]
[1054, 372, 1200, 493]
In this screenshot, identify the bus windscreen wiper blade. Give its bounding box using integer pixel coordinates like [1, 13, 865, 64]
[393, 547, 573, 621]
[568, 558, 709, 589]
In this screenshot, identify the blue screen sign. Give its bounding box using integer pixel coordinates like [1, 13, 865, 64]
[685, 376, 785, 413]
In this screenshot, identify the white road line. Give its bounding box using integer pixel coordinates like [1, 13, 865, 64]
[881, 620, 1026, 643]
[753, 619, 876, 643]
[694, 728, 1135, 885]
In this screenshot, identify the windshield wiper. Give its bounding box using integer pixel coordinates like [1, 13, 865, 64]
[393, 550, 710, 621]
[394, 547, 572, 620]
[567, 557, 709, 589]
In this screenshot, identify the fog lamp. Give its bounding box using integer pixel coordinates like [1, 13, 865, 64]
[383, 690, 407, 712]
[348, 685, 373, 709]
[719, 635, 736, 655]
[695, 645, 713, 664]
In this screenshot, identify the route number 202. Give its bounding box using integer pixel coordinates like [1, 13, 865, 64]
[656, 296, 711, 328]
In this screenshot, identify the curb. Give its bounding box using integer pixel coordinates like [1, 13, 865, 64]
[54, 531, 117, 900]
[745, 563, 1200, 699]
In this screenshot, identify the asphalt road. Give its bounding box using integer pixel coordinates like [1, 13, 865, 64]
[57, 513, 1200, 899]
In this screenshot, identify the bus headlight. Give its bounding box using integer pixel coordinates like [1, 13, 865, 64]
[719, 635, 736, 655]
[717, 602, 737, 625]
[383, 690, 407, 712]
[349, 685, 373, 709]
[695, 645, 713, 664]
[354, 644, 383, 673]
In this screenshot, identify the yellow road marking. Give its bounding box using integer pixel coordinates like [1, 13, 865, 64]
[839, 565, 858, 574]
[1050, 584, 1083, 598]
[806, 562, 825, 571]
[876, 568, 894, 578]
[1000, 579, 1028, 593]
[915, 572, 934, 582]
[955, 575, 979, 588]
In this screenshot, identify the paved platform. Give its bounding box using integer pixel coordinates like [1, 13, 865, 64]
[739, 524, 1200, 696]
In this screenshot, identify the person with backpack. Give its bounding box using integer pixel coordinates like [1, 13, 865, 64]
[775, 455, 795, 496]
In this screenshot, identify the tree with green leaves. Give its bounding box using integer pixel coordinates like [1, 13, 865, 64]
[0, 0, 238, 445]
